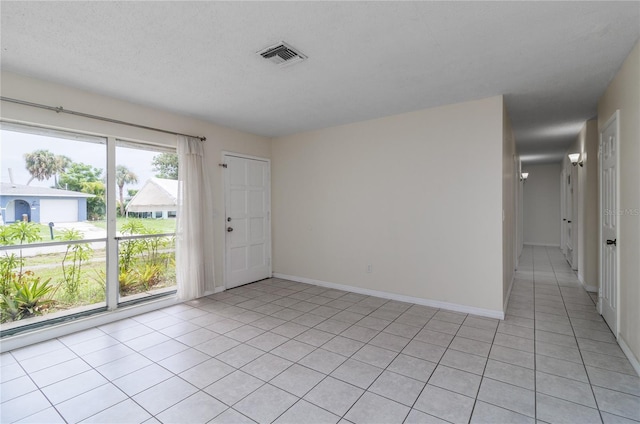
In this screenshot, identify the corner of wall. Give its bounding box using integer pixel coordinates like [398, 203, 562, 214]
[502, 100, 517, 310]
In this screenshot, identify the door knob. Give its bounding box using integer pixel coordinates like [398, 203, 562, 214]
[606, 239, 616, 246]
[227, 227, 233, 232]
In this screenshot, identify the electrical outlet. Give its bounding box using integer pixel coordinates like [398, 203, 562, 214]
[366, 264, 372, 273]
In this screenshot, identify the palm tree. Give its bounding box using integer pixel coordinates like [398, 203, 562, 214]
[116, 165, 138, 217]
[53, 155, 72, 188]
[24, 150, 57, 185]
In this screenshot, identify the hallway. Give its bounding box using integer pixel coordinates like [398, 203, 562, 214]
[510, 246, 639, 423]
[1, 246, 639, 423]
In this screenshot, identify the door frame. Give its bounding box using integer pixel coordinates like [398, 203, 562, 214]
[221, 151, 272, 290]
[560, 169, 566, 255]
[598, 110, 620, 337]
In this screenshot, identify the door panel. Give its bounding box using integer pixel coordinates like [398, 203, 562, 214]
[224, 155, 271, 289]
[600, 112, 618, 334]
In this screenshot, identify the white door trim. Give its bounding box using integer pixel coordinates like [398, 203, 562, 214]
[560, 169, 566, 255]
[221, 151, 272, 290]
[598, 110, 620, 338]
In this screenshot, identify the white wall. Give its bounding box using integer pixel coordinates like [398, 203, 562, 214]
[523, 163, 561, 246]
[564, 120, 599, 290]
[272, 96, 506, 315]
[502, 100, 517, 306]
[0, 71, 271, 292]
[598, 41, 640, 369]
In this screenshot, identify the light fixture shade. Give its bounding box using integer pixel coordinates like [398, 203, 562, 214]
[521, 172, 529, 181]
[568, 153, 580, 164]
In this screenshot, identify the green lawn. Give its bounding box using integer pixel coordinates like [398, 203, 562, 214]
[35, 223, 62, 241]
[1, 218, 176, 323]
[91, 218, 176, 234]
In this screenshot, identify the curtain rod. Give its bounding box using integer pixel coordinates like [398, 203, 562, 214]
[0, 96, 206, 141]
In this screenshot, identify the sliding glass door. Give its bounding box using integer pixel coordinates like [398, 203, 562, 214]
[0, 123, 176, 335]
[115, 140, 177, 305]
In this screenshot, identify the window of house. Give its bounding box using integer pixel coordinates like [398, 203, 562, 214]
[0, 123, 177, 335]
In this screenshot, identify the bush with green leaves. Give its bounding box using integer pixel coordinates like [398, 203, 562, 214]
[118, 220, 174, 296]
[59, 228, 93, 301]
[0, 271, 54, 322]
[0, 222, 56, 323]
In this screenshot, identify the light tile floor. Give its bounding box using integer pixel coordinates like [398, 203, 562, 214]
[1, 246, 639, 423]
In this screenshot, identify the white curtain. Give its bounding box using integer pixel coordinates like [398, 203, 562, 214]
[175, 135, 213, 300]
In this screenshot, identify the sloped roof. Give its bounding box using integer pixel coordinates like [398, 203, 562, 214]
[126, 178, 177, 212]
[0, 182, 94, 198]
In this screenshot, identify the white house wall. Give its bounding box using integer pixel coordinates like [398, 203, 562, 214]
[502, 98, 517, 307]
[597, 41, 640, 370]
[564, 120, 599, 291]
[522, 163, 562, 246]
[271, 96, 505, 315]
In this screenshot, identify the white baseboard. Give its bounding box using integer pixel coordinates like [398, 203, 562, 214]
[618, 335, 640, 377]
[577, 273, 598, 293]
[523, 242, 561, 247]
[1, 296, 179, 352]
[273, 273, 504, 320]
[203, 287, 225, 297]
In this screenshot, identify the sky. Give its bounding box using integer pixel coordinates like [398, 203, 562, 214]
[0, 129, 171, 194]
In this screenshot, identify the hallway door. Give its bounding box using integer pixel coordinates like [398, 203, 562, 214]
[560, 170, 566, 255]
[565, 169, 575, 267]
[599, 111, 619, 334]
[223, 153, 271, 289]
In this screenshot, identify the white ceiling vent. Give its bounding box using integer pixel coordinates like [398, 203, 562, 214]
[258, 42, 307, 67]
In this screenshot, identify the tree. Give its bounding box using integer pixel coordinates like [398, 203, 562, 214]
[116, 165, 138, 217]
[24, 150, 57, 185]
[58, 163, 102, 191]
[53, 155, 72, 188]
[151, 153, 178, 179]
[81, 181, 106, 220]
[23, 150, 71, 186]
[59, 162, 106, 219]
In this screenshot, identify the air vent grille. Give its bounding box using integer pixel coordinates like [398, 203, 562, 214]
[258, 42, 307, 67]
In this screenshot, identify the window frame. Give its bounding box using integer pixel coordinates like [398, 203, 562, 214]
[0, 121, 180, 345]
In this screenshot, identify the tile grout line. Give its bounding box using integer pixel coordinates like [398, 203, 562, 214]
[467, 309, 501, 423]
[272, 297, 434, 423]
[5, 262, 638, 424]
[548, 246, 605, 424]
[206, 284, 400, 423]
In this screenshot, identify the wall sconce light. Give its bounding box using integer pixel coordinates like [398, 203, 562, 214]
[521, 172, 529, 182]
[568, 153, 583, 167]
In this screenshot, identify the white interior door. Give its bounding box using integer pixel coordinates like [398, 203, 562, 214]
[570, 164, 579, 270]
[566, 170, 575, 266]
[224, 154, 271, 289]
[560, 170, 566, 255]
[599, 112, 619, 334]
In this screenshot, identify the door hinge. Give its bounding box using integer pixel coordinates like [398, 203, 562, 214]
[219, 163, 227, 168]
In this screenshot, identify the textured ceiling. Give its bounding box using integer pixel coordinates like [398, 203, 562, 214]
[1, 1, 638, 163]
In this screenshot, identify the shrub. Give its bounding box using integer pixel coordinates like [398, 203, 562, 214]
[0, 271, 54, 322]
[59, 229, 93, 301]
